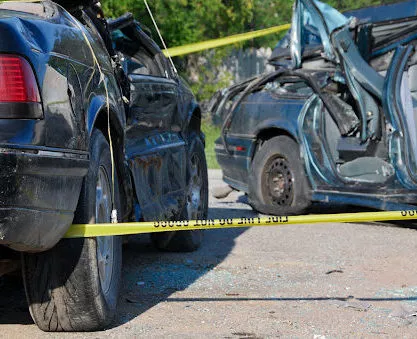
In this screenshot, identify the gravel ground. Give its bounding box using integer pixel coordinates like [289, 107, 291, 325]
[1, 169, 417, 338]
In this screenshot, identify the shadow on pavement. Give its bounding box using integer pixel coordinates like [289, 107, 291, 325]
[0, 275, 33, 325]
[0, 187, 252, 329]
[114, 226, 248, 326]
[0, 226, 248, 328]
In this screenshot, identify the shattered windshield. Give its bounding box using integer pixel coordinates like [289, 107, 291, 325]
[309, 0, 349, 32]
[301, 0, 349, 54]
[291, 0, 350, 68]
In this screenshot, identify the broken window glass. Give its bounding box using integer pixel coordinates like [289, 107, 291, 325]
[291, 0, 350, 68]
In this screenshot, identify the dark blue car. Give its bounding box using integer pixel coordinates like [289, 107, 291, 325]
[215, 0, 417, 215]
[0, 1, 207, 332]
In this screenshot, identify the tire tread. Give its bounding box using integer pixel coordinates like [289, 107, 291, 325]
[22, 129, 121, 332]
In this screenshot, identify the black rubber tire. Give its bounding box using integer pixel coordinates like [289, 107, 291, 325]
[248, 136, 311, 215]
[151, 133, 208, 252]
[22, 129, 122, 332]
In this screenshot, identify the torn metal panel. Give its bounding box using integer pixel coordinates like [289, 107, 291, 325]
[127, 140, 187, 222]
[291, 0, 350, 69]
[209, 76, 259, 126]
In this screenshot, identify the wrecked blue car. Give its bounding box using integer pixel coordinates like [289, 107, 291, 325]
[215, 0, 417, 215]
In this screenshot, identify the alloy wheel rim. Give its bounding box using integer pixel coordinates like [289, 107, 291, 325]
[96, 166, 114, 295]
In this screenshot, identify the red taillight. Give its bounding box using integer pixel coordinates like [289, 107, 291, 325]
[0, 55, 40, 103]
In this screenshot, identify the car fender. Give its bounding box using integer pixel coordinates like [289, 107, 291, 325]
[86, 94, 125, 139]
[253, 119, 300, 144]
[250, 119, 303, 169]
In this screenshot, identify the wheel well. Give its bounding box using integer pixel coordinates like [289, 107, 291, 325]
[93, 110, 132, 221]
[93, 110, 123, 153]
[189, 107, 201, 133]
[253, 128, 297, 160]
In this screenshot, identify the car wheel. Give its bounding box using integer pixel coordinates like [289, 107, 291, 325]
[151, 133, 208, 252]
[248, 136, 311, 215]
[22, 129, 122, 332]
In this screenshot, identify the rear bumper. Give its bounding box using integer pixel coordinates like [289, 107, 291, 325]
[215, 138, 252, 191]
[0, 146, 89, 252]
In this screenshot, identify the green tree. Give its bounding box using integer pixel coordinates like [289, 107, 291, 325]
[101, 0, 388, 101]
[102, 0, 254, 47]
[102, 0, 392, 50]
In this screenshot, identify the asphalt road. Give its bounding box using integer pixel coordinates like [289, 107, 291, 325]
[1, 170, 417, 337]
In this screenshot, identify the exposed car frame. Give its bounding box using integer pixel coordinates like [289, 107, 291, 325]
[215, 0, 417, 214]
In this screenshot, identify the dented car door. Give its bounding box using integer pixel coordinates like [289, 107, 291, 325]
[114, 25, 186, 221]
[291, 1, 417, 185]
[383, 45, 417, 186]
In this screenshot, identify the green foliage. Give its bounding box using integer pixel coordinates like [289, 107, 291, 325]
[102, 0, 389, 50]
[187, 48, 233, 102]
[201, 118, 221, 169]
[102, 0, 255, 48]
[101, 0, 387, 101]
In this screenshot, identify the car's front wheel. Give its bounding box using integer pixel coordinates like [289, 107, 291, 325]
[22, 129, 122, 331]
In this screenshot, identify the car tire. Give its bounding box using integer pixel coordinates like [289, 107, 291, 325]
[22, 129, 122, 332]
[151, 133, 208, 252]
[248, 136, 311, 215]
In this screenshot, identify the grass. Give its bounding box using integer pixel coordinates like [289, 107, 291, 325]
[202, 121, 221, 169]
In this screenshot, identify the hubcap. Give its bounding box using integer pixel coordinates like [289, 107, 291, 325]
[187, 153, 204, 220]
[265, 157, 294, 206]
[96, 166, 114, 294]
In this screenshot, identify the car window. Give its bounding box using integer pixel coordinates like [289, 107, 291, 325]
[130, 51, 162, 76]
[125, 56, 150, 75]
[301, 8, 322, 48]
[309, 0, 349, 32]
[112, 29, 164, 77]
[154, 53, 173, 78]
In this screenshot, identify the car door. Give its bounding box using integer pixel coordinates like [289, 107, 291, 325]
[383, 45, 417, 187]
[292, 0, 417, 190]
[116, 26, 187, 221]
[291, 1, 390, 184]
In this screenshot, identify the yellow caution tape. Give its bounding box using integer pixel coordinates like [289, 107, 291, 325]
[163, 23, 291, 57]
[64, 210, 417, 238]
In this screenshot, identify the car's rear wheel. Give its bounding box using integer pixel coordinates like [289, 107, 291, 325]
[22, 129, 122, 332]
[151, 133, 208, 252]
[248, 135, 311, 215]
